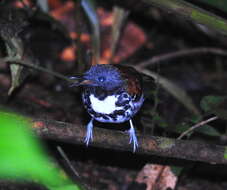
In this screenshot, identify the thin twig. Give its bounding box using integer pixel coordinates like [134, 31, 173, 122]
[1, 57, 72, 82]
[57, 146, 91, 190]
[177, 116, 218, 140]
[57, 146, 79, 177]
[136, 47, 227, 69]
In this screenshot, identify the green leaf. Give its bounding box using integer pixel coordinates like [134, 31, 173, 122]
[189, 115, 220, 136]
[0, 112, 83, 190]
[200, 95, 226, 112]
[152, 113, 168, 128]
[175, 118, 220, 137]
[195, 124, 220, 136]
[175, 122, 191, 134]
[189, 115, 202, 124]
[224, 147, 227, 159]
[200, 95, 227, 119]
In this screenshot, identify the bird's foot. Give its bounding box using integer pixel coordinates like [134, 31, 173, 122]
[84, 118, 94, 146]
[128, 120, 138, 152]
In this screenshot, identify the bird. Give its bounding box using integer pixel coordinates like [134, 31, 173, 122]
[70, 64, 146, 152]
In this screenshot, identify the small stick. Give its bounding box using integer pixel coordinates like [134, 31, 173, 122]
[177, 116, 218, 140]
[56, 146, 79, 177]
[1, 57, 71, 82]
[136, 47, 227, 69]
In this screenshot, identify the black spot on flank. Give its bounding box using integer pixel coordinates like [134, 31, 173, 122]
[115, 100, 130, 107]
[92, 112, 102, 118]
[88, 109, 96, 115]
[123, 93, 129, 99]
[116, 93, 130, 106]
[87, 98, 91, 105]
[83, 92, 91, 105]
[124, 105, 131, 110]
[109, 114, 117, 121]
[113, 110, 125, 116]
[101, 114, 109, 120]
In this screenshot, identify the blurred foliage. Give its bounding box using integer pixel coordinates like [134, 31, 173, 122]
[152, 113, 168, 128]
[81, 0, 100, 65]
[175, 122, 220, 137]
[0, 111, 83, 190]
[200, 95, 226, 113]
[170, 166, 183, 176]
[140, 69, 201, 116]
[200, 95, 227, 119]
[224, 147, 227, 159]
[188, 115, 220, 136]
[195, 124, 220, 136]
[196, 0, 227, 13]
[0, 7, 28, 95]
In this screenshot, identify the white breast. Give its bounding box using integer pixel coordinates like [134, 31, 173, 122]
[89, 94, 123, 114]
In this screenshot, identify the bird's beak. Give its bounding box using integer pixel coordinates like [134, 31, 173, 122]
[69, 76, 93, 87]
[78, 79, 93, 85]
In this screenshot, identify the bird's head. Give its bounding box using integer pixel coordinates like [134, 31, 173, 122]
[71, 64, 124, 91]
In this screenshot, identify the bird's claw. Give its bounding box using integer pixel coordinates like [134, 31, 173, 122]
[84, 118, 94, 146]
[128, 120, 138, 152]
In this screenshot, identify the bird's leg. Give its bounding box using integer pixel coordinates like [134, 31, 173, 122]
[128, 119, 138, 152]
[84, 118, 94, 146]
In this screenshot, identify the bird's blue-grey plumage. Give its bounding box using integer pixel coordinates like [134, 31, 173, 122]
[72, 64, 145, 152]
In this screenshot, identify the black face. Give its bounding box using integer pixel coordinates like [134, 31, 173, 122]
[83, 64, 124, 91]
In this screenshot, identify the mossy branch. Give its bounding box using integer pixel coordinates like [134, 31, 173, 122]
[147, 0, 227, 34]
[33, 118, 227, 165]
[110, 0, 227, 35]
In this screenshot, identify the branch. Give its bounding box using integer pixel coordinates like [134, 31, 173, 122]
[109, 0, 227, 35]
[177, 116, 219, 139]
[32, 118, 227, 165]
[136, 47, 227, 69]
[0, 57, 71, 82]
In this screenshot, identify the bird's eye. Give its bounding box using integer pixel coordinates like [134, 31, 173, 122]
[98, 76, 106, 82]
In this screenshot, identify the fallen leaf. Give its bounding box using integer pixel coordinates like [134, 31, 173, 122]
[136, 164, 177, 190]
